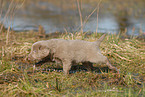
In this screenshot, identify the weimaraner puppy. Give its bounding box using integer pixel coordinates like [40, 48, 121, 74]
[28, 34, 119, 75]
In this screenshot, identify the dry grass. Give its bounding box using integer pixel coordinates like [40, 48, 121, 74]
[0, 31, 144, 96]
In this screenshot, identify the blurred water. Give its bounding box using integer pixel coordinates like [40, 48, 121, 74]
[2, 1, 145, 35]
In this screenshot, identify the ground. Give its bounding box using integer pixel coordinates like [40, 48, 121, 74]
[0, 31, 145, 96]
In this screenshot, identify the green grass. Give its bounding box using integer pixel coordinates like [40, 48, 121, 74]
[0, 31, 145, 96]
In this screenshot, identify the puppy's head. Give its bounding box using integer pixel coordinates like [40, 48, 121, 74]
[28, 41, 50, 61]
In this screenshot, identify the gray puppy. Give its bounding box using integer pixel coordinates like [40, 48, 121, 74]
[28, 34, 119, 75]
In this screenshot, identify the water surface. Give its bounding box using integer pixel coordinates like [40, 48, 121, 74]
[2, 0, 145, 35]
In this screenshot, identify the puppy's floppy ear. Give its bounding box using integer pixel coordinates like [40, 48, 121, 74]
[39, 45, 47, 50]
[39, 45, 50, 56]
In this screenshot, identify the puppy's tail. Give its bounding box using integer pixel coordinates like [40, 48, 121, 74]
[96, 34, 106, 46]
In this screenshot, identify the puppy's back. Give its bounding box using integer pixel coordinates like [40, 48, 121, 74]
[53, 39, 98, 62]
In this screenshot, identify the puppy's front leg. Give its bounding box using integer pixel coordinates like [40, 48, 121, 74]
[62, 60, 72, 75]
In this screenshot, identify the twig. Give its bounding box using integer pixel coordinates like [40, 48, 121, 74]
[75, 0, 103, 34]
[6, 26, 10, 45]
[55, 78, 61, 92]
[77, 0, 83, 34]
[96, 0, 102, 35]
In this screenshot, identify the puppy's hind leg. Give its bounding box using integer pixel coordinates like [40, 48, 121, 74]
[91, 55, 119, 73]
[105, 58, 120, 73]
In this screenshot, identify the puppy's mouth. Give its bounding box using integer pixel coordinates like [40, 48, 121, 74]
[35, 56, 52, 67]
